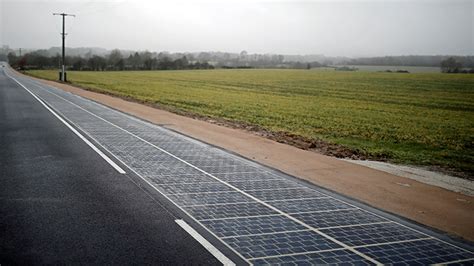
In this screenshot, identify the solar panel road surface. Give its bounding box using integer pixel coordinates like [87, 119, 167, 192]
[3, 67, 473, 265]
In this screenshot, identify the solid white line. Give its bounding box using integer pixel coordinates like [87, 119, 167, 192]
[6, 73, 126, 174]
[175, 219, 236, 266]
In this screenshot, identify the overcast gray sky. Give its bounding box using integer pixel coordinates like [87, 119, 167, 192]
[1, 0, 473, 56]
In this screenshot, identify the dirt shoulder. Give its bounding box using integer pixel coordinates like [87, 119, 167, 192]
[24, 73, 474, 242]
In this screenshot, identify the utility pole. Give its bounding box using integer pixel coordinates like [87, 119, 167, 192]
[19, 48, 21, 57]
[53, 13, 75, 82]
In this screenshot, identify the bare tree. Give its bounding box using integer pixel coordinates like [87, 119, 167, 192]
[441, 57, 462, 73]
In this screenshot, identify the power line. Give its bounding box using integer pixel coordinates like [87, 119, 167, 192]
[53, 13, 75, 82]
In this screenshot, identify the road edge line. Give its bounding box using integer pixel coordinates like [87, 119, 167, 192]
[175, 219, 236, 266]
[6, 71, 126, 174]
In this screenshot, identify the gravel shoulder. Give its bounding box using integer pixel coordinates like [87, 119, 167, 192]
[344, 159, 474, 196]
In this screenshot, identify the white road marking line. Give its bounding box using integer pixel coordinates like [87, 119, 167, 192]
[6, 73, 126, 174]
[24, 75, 474, 262]
[175, 219, 236, 266]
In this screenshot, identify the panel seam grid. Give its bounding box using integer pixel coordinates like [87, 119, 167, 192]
[28, 80, 384, 264]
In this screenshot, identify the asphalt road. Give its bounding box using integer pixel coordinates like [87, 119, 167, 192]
[0, 68, 221, 264]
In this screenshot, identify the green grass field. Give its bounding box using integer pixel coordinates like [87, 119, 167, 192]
[26, 69, 474, 177]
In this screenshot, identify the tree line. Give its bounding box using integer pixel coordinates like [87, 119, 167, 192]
[440, 57, 474, 73]
[6, 49, 214, 71]
[348, 55, 474, 69]
[2, 45, 472, 72]
[3, 47, 325, 71]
